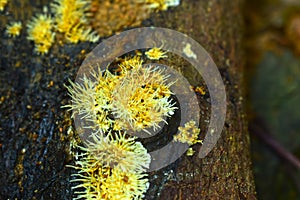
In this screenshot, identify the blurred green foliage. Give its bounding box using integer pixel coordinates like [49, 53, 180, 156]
[250, 50, 300, 200]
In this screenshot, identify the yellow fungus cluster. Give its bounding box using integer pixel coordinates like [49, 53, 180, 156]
[51, 0, 99, 43]
[174, 120, 201, 156]
[70, 131, 150, 200]
[24, 0, 99, 54]
[0, 0, 7, 11]
[27, 14, 55, 55]
[145, 47, 168, 60]
[174, 120, 201, 146]
[66, 55, 177, 133]
[65, 54, 178, 199]
[5, 21, 22, 37]
[111, 65, 175, 132]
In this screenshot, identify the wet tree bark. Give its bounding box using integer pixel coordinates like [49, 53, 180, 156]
[148, 0, 257, 199]
[0, 0, 256, 199]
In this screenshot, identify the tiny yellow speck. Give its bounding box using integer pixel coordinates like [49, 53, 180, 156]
[15, 61, 22, 67]
[47, 81, 54, 87]
[0, 96, 5, 104]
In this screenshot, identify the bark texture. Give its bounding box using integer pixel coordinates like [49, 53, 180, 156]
[150, 0, 257, 199]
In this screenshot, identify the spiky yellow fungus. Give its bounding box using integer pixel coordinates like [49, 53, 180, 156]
[51, 0, 99, 43]
[111, 65, 176, 132]
[173, 120, 201, 146]
[70, 131, 150, 199]
[71, 155, 149, 200]
[65, 56, 176, 133]
[191, 86, 206, 95]
[145, 47, 167, 60]
[0, 0, 7, 11]
[84, 131, 151, 172]
[51, 0, 88, 33]
[119, 55, 143, 70]
[27, 14, 55, 54]
[66, 25, 100, 43]
[64, 71, 113, 131]
[65, 54, 179, 199]
[5, 21, 22, 37]
[64, 68, 123, 132]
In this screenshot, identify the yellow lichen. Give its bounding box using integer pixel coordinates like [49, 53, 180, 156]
[145, 47, 168, 60]
[27, 14, 55, 54]
[0, 0, 7, 11]
[5, 21, 22, 37]
[174, 120, 201, 146]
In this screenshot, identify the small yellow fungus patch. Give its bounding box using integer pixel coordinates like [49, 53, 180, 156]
[140, 0, 180, 11]
[27, 14, 55, 54]
[0, 0, 7, 11]
[5, 21, 22, 37]
[174, 120, 201, 145]
[186, 147, 195, 156]
[52, 0, 99, 43]
[145, 47, 168, 60]
[191, 86, 206, 95]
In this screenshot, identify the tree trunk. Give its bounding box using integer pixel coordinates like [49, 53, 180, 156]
[150, 0, 257, 199]
[0, 0, 256, 199]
